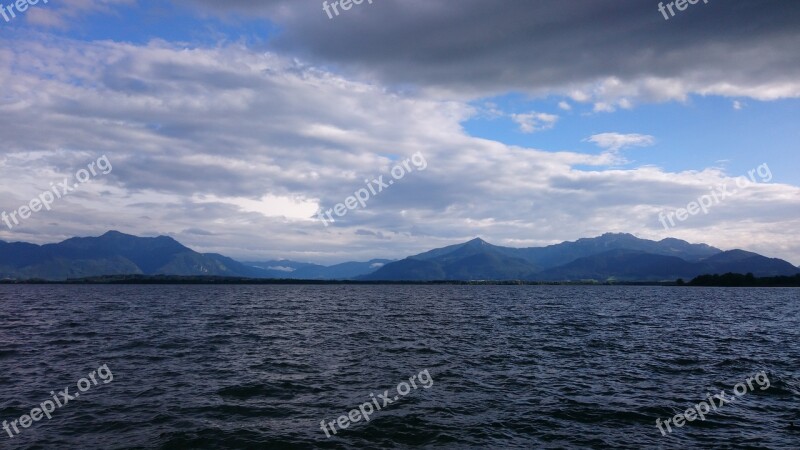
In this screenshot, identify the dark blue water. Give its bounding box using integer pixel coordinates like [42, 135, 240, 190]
[1, 285, 799, 449]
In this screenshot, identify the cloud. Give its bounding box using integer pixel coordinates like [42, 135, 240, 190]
[511, 112, 559, 134]
[26, 0, 135, 29]
[585, 133, 656, 152]
[593, 102, 616, 113]
[192, 194, 319, 220]
[733, 100, 745, 110]
[0, 37, 798, 265]
[175, 0, 800, 105]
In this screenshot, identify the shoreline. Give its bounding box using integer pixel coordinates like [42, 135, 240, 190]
[1, 274, 798, 287]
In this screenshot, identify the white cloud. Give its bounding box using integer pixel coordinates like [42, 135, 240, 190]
[26, 0, 135, 29]
[511, 112, 559, 134]
[593, 102, 615, 113]
[0, 37, 798, 265]
[585, 133, 656, 153]
[192, 194, 320, 220]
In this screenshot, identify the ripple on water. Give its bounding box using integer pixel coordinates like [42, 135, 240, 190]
[0, 285, 798, 449]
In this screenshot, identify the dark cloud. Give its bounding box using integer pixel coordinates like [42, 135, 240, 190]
[181, 0, 800, 101]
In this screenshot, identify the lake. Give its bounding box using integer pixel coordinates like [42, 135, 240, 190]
[1, 285, 798, 448]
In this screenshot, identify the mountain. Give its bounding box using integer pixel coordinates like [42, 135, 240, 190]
[395, 233, 718, 266]
[246, 259, 392, 280]
[244, 260, 329, 279]
[535, 249, 699, 281]
[0, 231, 273, 280]
[363, 234, 799, 281]
[0, 231, 389, 281]
[535, 249, 800, 281]
[499, 233, 720, 267]
[695, 250, 800, 277]
[362, 239, 536, 281]
[1, 231, 796, 282]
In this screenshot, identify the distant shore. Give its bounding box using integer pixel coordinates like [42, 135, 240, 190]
[1, 273, 798, 286]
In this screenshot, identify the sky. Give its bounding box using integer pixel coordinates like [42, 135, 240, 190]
[0, 0, 798, 265]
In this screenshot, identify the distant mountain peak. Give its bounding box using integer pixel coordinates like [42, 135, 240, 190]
[597, 232, 638, 240]
[101, 230, 129, 237]
[722, 249, 759, 257]
[98, 230, 182, 244]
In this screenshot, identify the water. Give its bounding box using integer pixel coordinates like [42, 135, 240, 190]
[1, 285, 799, 449]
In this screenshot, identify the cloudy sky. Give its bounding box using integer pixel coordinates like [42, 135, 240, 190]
[1, 0, 798, 264]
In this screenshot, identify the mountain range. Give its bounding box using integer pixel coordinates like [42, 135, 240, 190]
[0, 231, 797, 281]
[361, 234, 799, 281]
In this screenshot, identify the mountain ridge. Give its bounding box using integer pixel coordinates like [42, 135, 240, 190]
[0, 231, 796, 282]
[362, 233, 797, 281]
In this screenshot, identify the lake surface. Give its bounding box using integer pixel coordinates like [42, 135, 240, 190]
[1, 285, 799, 449]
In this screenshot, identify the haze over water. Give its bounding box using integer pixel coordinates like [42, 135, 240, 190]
[1, 285, 798, 449]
